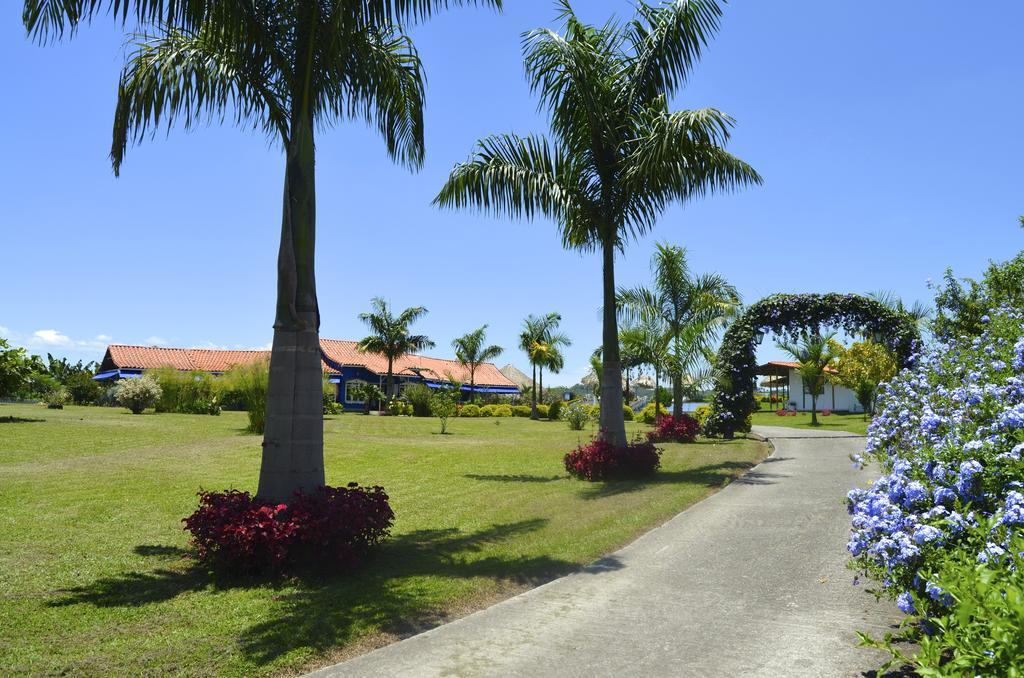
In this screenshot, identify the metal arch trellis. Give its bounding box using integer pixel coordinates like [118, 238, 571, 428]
[704, 293, 921, 438]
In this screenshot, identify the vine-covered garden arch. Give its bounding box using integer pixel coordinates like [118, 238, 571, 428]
[705, 293, 920, 438]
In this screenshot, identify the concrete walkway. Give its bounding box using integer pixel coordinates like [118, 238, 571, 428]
[312, 426, 901, 677]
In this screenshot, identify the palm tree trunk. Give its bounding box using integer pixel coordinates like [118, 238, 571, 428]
[258, 24, 324, 502]
[672, 374, 683, 419]
[470, 366, 475, 404]
[599, 239, 627, 446]
[387, 356, 394, 405]
[531, 363, 538, 417]
[535, 365, 543, 419]
[811, 393, 818, 426]
[654, 365, 660, 414]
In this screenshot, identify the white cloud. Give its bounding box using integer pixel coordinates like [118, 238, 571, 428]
[0, 325, 9, 336]
[146, 336, 169, 346]
[95, 334, 112, 341]
[34, 329, 72, 347]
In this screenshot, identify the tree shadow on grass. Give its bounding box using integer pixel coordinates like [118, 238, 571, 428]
[579, 459, 790, 500]
[464, 473, 565, 483]
[0, 416, 45, 424]
[47, 519, 607, 666]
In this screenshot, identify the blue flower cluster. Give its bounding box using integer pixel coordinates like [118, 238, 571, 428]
[847, 308, 1024, 617]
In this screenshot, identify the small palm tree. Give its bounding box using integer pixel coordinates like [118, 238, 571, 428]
[618, 243, 740, 418]
[619, 320, 670, 414]
[357, 298, 435, 402]
[777, 333, 841, 426]
[437, 1, 760, 445]
[869, 290, 933, 334]
[536, 337, 568, 409]
[519, 312, 564, 419]
[24, 0, 499, 501]
[452, 326, 503, 402]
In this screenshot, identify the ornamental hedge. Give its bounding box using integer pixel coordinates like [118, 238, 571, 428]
[705, 293, 920, 438]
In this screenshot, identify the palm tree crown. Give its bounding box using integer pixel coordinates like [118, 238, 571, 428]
[618, 243, 740, 417]
[23, 0, 499, 501]
[437, 0, 760, 444]
[452, 325, 503, 400]
[358, 298, 435, 400]
[519, 312, 568, 418]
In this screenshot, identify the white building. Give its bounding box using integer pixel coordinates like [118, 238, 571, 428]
[756, 361, 864, 413]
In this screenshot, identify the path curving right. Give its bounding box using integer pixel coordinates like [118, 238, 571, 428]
[312, 425, 902, 677]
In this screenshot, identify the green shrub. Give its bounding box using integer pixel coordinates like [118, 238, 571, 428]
[587, 404, 601, 419]
[323, 379, 344, 415]
[479, 404, 496, 417]
[66, 372, 101, 405]
[536, 403, 549, 419]
[511, 405, 532, 418]
[639, 402, 670, 424]
[151, 368, 220, 415]
[221, 360, 269, 433]
[562, 400, 591, 430]
[623, 404, 634, 421]
[460, 403, 481, 417]
[430, 388, 459, 433]
[115, 375, 162, 415]
[493, 404, 513, 417]
[548, 399, 563, 421]
[404, 383, 433, 417]
[43, 386, 69, 409]
[694, 405, 712, 430]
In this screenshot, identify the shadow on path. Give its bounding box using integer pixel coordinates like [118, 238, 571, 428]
[580, 459, 788, 500]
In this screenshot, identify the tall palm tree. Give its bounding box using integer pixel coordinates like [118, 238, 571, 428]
[436, 1, 760, 445]
[519, 312, 563, 419]
[24, 0, 499, 501]
[535, 325, 570, 412]
[357, 298, 435, 402]
[619, 320, 670, 414]
[452, 325, 503, 402]
[618, 243, 740, 418]
[777, 332, 840, 426]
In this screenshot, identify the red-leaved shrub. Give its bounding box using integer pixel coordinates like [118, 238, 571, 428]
[183, 484, 394, 574]
[647, 414, 699, 443]
[563, 435, 661, 481]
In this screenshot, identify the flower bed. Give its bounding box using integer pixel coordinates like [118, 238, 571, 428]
[846, 307, 1024, 672]
[647, 414, 699, 443]
[183, 484, 394, 575]
[564, 435, 661, 481]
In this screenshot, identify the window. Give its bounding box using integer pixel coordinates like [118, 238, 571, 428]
[345, 379, 366, 404]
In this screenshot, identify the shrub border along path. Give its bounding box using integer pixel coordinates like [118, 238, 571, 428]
[313, 426, 903, 677]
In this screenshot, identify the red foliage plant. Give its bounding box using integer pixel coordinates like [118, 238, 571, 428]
[563, 434, 661, 481]
[647, 414, 700, 443]
[182, 484, 394, 575]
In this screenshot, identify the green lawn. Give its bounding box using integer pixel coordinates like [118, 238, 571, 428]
[0, 404, 767, 676]
[751, 409, 870, 435]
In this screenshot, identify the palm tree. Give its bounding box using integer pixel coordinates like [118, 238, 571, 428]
[24, 0, 499, 501]
[436, 1, 760, 445]
[536, 338, 568, 409]
[452, 325, 503, 402]
[619, 320, 670, 415]
[618, 243, 740, 418]
[357, 298, 435, 403]
[519, 312, 563, 419]
[869, 290, 933, 334]
[777, 332, 840, 426]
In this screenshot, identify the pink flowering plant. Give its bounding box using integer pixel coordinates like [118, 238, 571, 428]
[847, 306, 1024, 671]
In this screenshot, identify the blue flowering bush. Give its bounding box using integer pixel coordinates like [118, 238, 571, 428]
[847, 306, 1024, 671]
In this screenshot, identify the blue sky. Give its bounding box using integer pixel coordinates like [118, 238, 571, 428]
[2, 1, 1022, 385]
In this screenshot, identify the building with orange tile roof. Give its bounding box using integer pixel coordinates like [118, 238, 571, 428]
[96, 340, 519, 412]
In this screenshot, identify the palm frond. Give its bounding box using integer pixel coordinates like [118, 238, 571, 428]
[110, 25, 287, 175]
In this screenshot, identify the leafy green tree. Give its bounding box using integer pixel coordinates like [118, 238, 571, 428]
[834, 341, 897, 419]
[358, 298, 435, 402]
[66, 372, 103, 405]
[24, 0, 498, 500]
[429, 383, 459, 434]
[452, 325, 503, 402]
[618, 243, 740, 418]
[932, 248, 1024, 340]
[777, 333, 841, 426]
[0, 339, 36, 399]
[436, 1, 760, 444]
